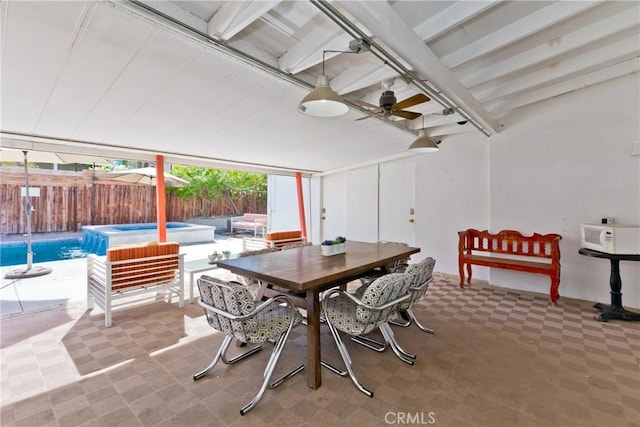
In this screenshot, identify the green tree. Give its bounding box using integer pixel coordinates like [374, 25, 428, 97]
[169, 166, 266, 216]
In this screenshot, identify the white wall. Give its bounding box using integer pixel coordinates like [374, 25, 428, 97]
[490, 74, 640, 308]
[320, 166, 378, 242]
[314, 73, 640, 309]
[345, 165, 378, 242]
[317, 131, 490, 276]
[413, 132, 490, 276]
[267, 175, 311, 233]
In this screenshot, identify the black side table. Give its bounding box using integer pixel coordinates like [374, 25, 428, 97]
[578, 248, 640, 321]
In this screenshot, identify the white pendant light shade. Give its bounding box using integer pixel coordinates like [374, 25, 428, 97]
[408, 130, 439, 153]
[298, 75, 349, 117]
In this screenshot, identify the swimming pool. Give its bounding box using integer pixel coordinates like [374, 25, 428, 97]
[1, 238, 86, 267]
[82, 222, 215, 255]
[1, 222, 216, 266]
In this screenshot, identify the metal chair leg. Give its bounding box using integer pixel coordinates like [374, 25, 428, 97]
[350, 334, 387, 352]
[240, 333, 286, 415]
[325, 321, 374, 397]
[240, 315, 298, 415]
[407, 308, 435, 334]
[269, 364, 305, 388]
[320, 360, 348, 376]
[379, 323, 415, 365]
[193, 335, 231, 380]
[221, 344, 263, 364]
[389, 309, 435, 334]
[194, 336, 263, 381]
[389, 314, 411, 327]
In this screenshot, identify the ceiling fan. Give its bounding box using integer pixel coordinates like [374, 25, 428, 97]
[353, 90, 430, 121]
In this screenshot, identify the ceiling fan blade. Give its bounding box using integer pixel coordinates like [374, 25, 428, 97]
[391, 110, 422, 120]
[393, 93, 430, 111]
[352, 100, 383, 113]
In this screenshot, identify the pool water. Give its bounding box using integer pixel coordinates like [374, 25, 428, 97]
[1, 222, 215, 266]
[0, 238, 86, 267]
[81, 222, 215, 255]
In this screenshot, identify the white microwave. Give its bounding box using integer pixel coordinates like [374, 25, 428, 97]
[580, 224, 640, 255]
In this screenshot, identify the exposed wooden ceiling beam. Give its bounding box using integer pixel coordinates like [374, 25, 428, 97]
[337, 0, 500, 135]
[329, 1, 500, 96]
[485, 58, 640, 114]
[473, 35, 640, 103]
[460, 6, 640, 88]
[208, 1, 281, 41]
[334, 58, 396, 95]
[413, 0, 501, 41]
[278, 16, 349, 73]
[441, 1, 604, 68]
[138, 0, 209, 33]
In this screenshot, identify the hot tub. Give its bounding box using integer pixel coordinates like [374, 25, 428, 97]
[81, 222, 215, 255]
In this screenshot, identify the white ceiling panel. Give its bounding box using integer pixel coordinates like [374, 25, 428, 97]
[1, 1, 89, 132]
[75, 31, 206, 141]
[35, 3, 158, 136]
[1, 0, 637, 175]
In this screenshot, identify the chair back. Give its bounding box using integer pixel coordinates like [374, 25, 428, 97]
[357, 273, 410, 324]
[379, 241, 410, 272]
[235, 247, 281, 296]
[280, 241, 313, 250]
[402, 257, 436, 309]
[197, 275, 256, 342]
[238, 247, 280, 257]
[323, 273, 410, 337]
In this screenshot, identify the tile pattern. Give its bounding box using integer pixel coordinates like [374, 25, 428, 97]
[1, 273, 639, 426]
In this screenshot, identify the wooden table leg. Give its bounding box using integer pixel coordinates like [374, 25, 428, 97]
[306, 288, 321, 389]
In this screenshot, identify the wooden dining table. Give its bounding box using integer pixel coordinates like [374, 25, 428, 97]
[216, 240, 420, 389]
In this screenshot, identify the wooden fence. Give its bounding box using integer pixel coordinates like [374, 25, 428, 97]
[0, 168, 266, 234]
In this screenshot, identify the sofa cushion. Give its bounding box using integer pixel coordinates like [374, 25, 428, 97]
[265, 230, 302, 241]
[107, 242, 180, 289]
[241, 213, 267, 223]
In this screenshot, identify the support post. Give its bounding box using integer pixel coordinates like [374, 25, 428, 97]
[296, 172, 307, 239]
[156, 155, 167, 242]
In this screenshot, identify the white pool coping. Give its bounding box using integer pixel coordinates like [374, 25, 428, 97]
[82, 222, 216, 253]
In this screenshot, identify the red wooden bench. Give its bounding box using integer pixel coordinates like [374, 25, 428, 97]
[458, 229, 562, 304]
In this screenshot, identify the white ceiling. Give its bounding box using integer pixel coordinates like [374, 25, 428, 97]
[1, 1, 638, 175]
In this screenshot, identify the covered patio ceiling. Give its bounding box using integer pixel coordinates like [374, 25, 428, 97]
[1, 1, 638, 175]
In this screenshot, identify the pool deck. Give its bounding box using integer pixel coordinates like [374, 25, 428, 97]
[0, 235, 244, 318]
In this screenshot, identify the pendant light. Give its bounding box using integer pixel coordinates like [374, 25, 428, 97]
[298, 51, 348, 118]
[408, 116, 439, 152]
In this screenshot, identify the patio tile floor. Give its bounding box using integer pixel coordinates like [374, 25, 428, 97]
[1, 239, 639, 426]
